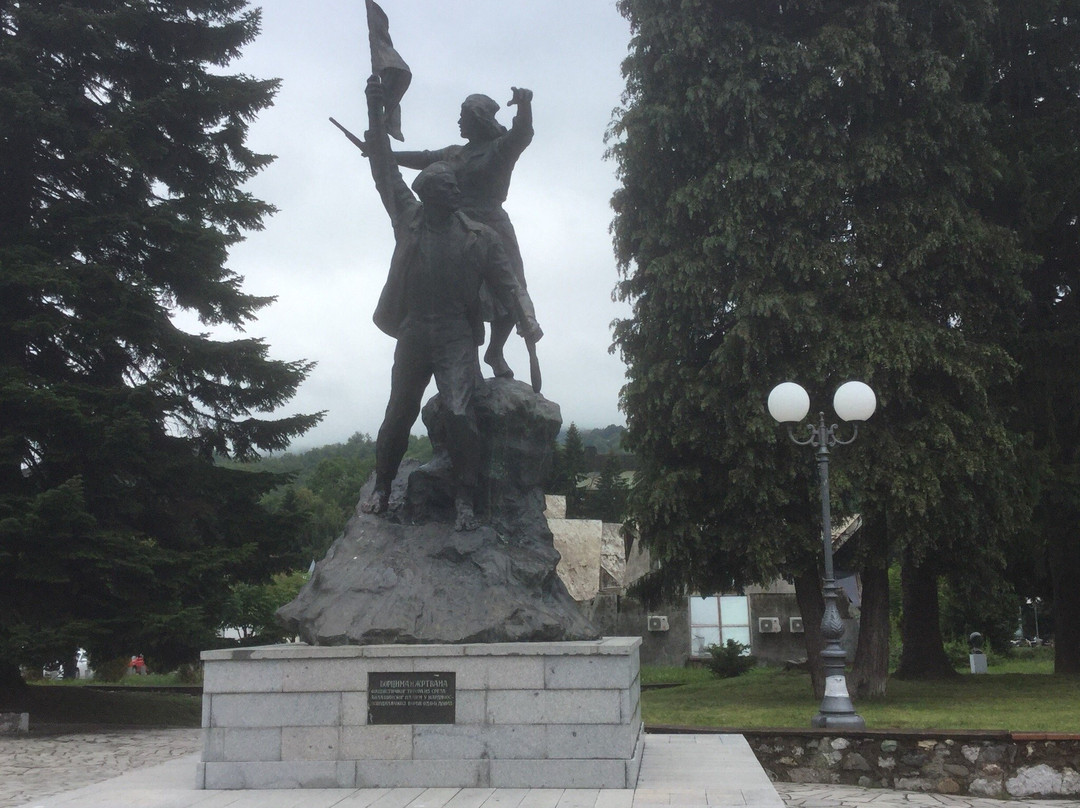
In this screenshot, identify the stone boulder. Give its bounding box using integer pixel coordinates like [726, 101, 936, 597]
[276, 378, 599, 645]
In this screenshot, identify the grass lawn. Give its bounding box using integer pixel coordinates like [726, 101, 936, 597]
[642, 663, 1080, 732]
[37, 672, 193, 688]
[3, 683, 201, 726]
[4, 649, 1073, 731]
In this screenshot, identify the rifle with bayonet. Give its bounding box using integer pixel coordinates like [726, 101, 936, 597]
[329, 117, 368, 156]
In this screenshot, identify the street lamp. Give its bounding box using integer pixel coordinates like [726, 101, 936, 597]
[768, 380, 876, 729]
[1027, 597, 1041, 644]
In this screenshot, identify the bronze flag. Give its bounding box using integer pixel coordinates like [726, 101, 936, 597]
[366, 0, 411, 141]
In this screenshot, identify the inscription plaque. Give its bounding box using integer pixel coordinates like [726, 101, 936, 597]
[368, 671, 455, 724]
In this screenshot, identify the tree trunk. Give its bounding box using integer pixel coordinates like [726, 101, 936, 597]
[849, 517, 891, 698]
[1050, 515, 1080, 673]
[894, 550, 957, 679]
[849, 564, 890, 697]
[794, 567, 825, 700]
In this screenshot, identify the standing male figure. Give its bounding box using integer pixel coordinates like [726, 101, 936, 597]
[360, 75, 543, 531]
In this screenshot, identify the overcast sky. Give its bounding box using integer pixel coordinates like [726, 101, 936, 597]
[201, 1, 634, 449]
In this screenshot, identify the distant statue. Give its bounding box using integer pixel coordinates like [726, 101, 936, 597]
[335, 87, 534, 381]
[358, 75, 543, 531]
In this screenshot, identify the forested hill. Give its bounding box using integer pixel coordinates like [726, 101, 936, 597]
[217, 433, 431, 563]
[229, 424, 628, 481]
[565, 425, 628, 455]
[217, 425, 628, 564]
[220, 432, 386, 484]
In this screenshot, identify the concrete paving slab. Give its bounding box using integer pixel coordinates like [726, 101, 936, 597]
[550, 791, 600, 808]
[409, 788, 474, 808]
[515, 788, 565, 808]
[478, 788, 529, 808]
[333, 790, 396, 808]
[774, 782, 1080, 808]
[443, 789, 497, 808]
[593, 791, 635, 808]
[636, 734, 782, 806]
[367, 787, 430, 808]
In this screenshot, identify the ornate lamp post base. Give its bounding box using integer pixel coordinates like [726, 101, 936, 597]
[812, 677, 866, 729]
[811, 580, 865, 729]
[812, 709, 866, 729]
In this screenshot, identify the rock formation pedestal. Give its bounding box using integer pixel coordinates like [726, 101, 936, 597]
[276, 378, 599, 645]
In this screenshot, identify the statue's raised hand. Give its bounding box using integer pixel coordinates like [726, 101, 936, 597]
[366, 74, 385, 117]
[508, 87, 533, 107]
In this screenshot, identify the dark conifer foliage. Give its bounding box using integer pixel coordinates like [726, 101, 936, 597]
[0, 1, 321, 675]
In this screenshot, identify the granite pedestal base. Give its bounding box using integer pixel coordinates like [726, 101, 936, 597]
[199, 638, 642, 790]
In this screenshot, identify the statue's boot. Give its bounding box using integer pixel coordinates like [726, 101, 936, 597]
[361, 486, 390, 515]
[484, 316, 515, 378]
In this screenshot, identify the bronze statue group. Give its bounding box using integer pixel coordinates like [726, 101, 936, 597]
[348, 75, 542, 531]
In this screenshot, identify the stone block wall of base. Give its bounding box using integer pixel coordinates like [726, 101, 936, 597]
[201, 638, 642, 790]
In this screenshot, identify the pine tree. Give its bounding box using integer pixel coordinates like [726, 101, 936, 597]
[0, 1, 321, 681]
[591, 455, 629, 524]
[560, 423, 587, 517]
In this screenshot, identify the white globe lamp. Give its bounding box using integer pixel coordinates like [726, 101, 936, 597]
[833, 381, 876, 422]
[767, 382, 810, 424]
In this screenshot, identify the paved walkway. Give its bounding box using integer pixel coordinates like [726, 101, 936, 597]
[1, 727, 201, 808]
[1, 729, 1076, 808]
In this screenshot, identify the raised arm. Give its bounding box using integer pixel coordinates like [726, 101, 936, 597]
[329, 119, 444, 172]
[364, 76, 416, 222]
[393, 150, 442, 171]
[503, 86, 534, 157]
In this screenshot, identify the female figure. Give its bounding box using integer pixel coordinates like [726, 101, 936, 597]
[353, 87, 534, 379]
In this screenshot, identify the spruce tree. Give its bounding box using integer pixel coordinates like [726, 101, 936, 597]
[0, 1, 321, 680]
[560, 424, 587, 517]
[591, 455, 629, 524]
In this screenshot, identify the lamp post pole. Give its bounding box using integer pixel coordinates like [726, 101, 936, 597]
[768, 381, 874, 730]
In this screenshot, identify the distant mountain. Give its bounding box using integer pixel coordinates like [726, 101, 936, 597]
[563, 424, 627, 455]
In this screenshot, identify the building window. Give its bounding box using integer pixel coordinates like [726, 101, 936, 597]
[689, 595, 751, 656]
[690, 596, 721, 656]
[720, 595, 751, 648]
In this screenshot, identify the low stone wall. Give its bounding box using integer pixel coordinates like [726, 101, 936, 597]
[650, 727, 1080, 799]
[748, 730, 1080, 799]
[0, 713, 28, 734]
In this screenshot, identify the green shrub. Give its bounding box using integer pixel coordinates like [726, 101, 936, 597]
[93, 656, 131, 682]
[704, 639, 756, 678]
[21, 666, 44, 682]
[944, 639, 971, 668]
[176, 663, 203, 685]
[945, 638, 1006, 669]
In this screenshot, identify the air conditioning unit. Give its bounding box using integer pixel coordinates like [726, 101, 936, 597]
[790, 617, 805, 634]
[647, 615, 669, 632]
[758, 617, 781, 634]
